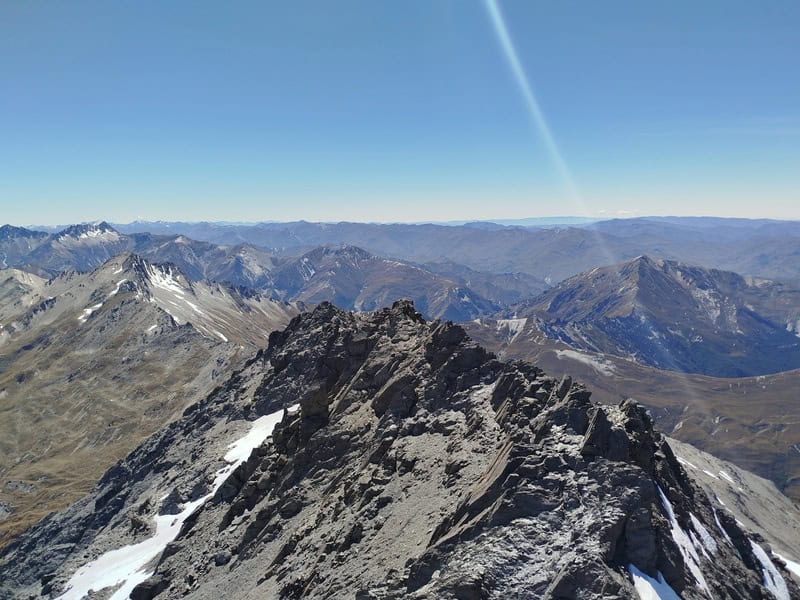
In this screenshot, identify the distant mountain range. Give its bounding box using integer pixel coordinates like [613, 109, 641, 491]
[107, 216, 800, 284]
[0, 223, 526, 321]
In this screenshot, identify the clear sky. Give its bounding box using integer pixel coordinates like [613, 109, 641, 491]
[1, 0, 798, 225]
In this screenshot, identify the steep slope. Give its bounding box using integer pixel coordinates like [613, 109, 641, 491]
[1, 302, 796, 599]
[516, 256, 800, 377]
[0, 256, 298, 545]
[668, 437, 800, 567]
[465, 318, 800, 501]
[268, 245, 498, 321]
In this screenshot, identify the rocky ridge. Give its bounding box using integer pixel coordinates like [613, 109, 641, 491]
[1, 302, 796, 599]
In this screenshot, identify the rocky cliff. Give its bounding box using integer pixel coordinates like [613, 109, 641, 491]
[1, 301, 796, 599]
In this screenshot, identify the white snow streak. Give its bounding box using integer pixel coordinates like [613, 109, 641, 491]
[657, 485, 709, 594]
[751, 540, 790, 600]
[55, 405, 297, 600]
[496, 317, 527, 342]
[78, 303, 103, 324]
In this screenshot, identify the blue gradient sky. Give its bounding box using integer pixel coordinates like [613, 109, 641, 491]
[1, 0, 798, 224]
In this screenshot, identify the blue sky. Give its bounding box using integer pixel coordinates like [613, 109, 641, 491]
[1, 0, 798, 224]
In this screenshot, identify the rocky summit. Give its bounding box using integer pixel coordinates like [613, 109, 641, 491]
[1, 302, 797, 599]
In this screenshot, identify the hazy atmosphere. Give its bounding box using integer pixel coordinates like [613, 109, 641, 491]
[2, 0, 798, 224]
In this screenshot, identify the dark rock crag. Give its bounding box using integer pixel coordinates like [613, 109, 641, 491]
[1, 301, 794, 599]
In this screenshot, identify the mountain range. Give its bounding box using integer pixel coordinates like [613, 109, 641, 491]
[0, 223, 514, 321]
[3, 302, 799, 599]
[111, 217, 800, 285]
[1, 217, 800, 599]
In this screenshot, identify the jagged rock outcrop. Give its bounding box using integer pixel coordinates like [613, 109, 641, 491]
[1, 301, 796, 599]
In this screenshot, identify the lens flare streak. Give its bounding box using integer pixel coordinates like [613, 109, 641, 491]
[483, 0, 581, 204]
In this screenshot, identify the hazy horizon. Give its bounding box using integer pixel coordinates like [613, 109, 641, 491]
[6, 213, 800, 232]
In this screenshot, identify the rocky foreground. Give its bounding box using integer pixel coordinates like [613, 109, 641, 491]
[1, 301, 797, 599]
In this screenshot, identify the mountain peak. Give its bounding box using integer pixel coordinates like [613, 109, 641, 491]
[56, 221, 121, 241]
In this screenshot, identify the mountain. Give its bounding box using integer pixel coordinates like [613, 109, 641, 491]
[267, 245, 498, 321]
[20, 222, 130, 275]
[1, 302, 798, 598]
[514, 255, 800, 377]
[0, 255, 298, 545]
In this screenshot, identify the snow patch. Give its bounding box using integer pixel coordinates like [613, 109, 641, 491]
[690, 513, 718, 555]
[184, 300, 204, 315]
[628, 564, 681, 599]
[55, 406, 297, 600]
[213, 330, 229, 343]
[713, 509, 734, 546]
[78, 303, 104, 324]
[751, 540, 790, 600]
[145, 263, 186, 296]
[108, 279, 127, 298]
[554, 349, 616, 376]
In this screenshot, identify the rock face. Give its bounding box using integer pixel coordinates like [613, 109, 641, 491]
[1, 301, 797, 599]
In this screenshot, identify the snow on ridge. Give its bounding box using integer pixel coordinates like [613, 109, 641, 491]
[55, 405, 298, 600]
[145, 263, 186, 296]
[751, 540, 790, 600]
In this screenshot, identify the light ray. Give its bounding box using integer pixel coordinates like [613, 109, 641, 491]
[483, 0, 708, 429]
[483, 0, 581, 206]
